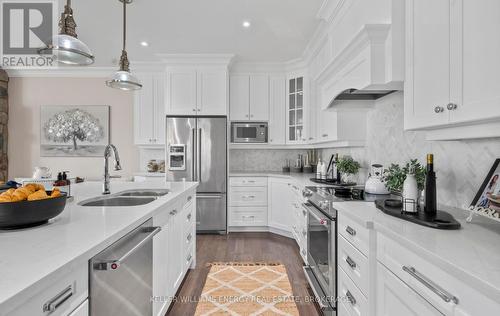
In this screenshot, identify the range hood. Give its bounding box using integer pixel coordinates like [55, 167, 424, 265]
[316, 24, 404, 110]
[331, 88, 397, 102]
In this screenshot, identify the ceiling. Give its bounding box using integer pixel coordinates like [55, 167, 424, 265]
[69, 0, 324, 66]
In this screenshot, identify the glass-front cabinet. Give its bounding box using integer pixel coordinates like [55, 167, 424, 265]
[287, 76, 307, 143]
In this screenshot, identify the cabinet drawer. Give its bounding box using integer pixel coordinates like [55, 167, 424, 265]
[338, 215, 369, 255]
[377, 233, 500, 316]
[5, 263, 88, 316]
[185, 244, 194, 270]
[230, 177, 268, 187]
[229, 186, 267, 206]
[183, 204, 194, 231]
[338, 235, 369, 297]
[338, 266, 368, 316]
[229, 207, 268, 226]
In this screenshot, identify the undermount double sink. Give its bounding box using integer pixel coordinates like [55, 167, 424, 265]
[79, 189, 170, 207]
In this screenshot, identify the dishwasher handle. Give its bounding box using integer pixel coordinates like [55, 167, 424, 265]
[93, 226, 161, 271]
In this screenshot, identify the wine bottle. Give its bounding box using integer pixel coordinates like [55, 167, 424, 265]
[335, 153, 341, 183]
[424, 154, 437, 216]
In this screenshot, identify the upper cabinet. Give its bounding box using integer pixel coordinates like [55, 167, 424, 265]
[405, 0, 500, 139]
[269, 76, 286, 145]
[229, 74, 269, 121]
[134, 72, 165, 145]
[166, 67, 228, 116]
[286, 76, 307, 143]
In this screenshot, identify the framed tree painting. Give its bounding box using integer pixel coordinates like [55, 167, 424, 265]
[40, 105, 110, 157]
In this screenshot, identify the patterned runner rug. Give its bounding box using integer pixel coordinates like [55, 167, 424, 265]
[194, 262, 300, 316]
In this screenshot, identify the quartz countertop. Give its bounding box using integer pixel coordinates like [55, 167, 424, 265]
[0, 180, 198, 310]
[332, 201, 500, 303]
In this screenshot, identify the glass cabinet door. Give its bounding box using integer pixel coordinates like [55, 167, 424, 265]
[288, 77, 304, 142]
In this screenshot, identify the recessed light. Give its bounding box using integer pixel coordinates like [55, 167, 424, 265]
[242, 21, 251, 28]
[140, 41, 149, 47]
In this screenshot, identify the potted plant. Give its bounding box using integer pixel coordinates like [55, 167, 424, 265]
[382, 159, 426, 193]
[337, 156, 361, 184]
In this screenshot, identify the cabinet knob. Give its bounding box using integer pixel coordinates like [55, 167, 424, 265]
[245, 114, 249, 118]
[322, 134, 328, 137]
[434, 106, 444, 113]
[192, 109, 196, 112]
[250, 115, 254, 118]
[446, 103, 458, 111]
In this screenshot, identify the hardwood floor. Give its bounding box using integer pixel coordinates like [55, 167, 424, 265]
[167, 232, 321, 316]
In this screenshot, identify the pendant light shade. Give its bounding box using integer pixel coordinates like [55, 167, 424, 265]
[38, 0, 95, 65]
[106, 0, 142, 91]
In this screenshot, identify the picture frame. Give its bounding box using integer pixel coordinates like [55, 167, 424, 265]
[468, 159, 500, 222]
[40, 105, 110, 157]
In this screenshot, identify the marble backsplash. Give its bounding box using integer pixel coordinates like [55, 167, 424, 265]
[321, 92, 500, 209]
[229, 149, 307, 172]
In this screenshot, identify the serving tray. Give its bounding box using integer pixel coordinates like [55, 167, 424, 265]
[375, 199, 461, 230]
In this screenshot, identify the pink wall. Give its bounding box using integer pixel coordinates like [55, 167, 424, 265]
[8, 77, 139, 180]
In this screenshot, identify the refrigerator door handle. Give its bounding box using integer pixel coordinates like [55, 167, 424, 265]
[192, 128, 197, 181]
[198, 128, 202, 183]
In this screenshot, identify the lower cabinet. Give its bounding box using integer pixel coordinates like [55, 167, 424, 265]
[376, 263, 443, 316]
[153, 190, 196, 316]
[67, 300, 88, 316]
[268, 178, 295, 232]
[228, 177, 268, 228]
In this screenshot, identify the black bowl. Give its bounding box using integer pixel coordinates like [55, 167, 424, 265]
[0, 191, 67, 229]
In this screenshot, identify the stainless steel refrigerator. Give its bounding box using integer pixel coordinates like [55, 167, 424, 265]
[166, 116, 227, 233]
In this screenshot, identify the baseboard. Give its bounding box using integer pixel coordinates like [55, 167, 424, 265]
[228, 225, 293, 239]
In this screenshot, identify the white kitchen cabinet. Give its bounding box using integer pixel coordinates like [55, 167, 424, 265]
[405, 0, 500, 133]
[268, 178, 294, 233]
[197, 70, 227, 115]
[67, 300, 88, 316]
[229, 75, 250, 120]
[166, 67, 228, 116]
[229, 74, 269, 121]
[229, 177, 268, 228]
[134, 72, 165, 145]
[249, 75, 270, 120]
[376, 262, 443, 316]
[269, 76, 286, 145]
[286, 76, 307, 143]
[153, 191, 196, 316]
[166, 68, 198, 115]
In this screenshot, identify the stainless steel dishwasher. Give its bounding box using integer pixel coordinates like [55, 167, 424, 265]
[90, 219, 160, 316]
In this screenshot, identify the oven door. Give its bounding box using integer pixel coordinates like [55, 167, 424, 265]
[306, 204, 336, 306]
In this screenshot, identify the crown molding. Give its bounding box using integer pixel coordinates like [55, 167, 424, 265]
[316, 0, 348, 23]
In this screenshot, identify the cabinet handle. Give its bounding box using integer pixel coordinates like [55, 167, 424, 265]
[186, 233, 192, 242]
[345, 256, 357, 269]
[169, 209, 177, 215]
[346, 290, 356, 306]
[197, 109, 200, 112]
[403, 266, 459, 304]
[434, 106, 444, 113]
[309, 137, 314, 140]
[322, 134, 328, 137]
[186, 253, 192, 262]
[250, 114, 254, 118]
[302, 209, 307, 216]
[43, 285, 73, 312]
[446, 103, 458, 111]
[187, 195, 192, 202]
[247, 180, 256, 183]
[192, 109, 196, 112]
[302, 230, 307, 237]
[187, 213, 192, 220]
[346, 226, 356, 236]
[301, 249, 306, 256]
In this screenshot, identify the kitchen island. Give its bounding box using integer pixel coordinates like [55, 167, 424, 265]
[0, 180, 197, 316]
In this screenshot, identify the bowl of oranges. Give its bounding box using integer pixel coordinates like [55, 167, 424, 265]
[0, 183, 67, 229]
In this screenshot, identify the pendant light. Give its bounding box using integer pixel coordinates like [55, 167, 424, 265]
[38, 0, 95, 65]
[106, 0, 142, 91]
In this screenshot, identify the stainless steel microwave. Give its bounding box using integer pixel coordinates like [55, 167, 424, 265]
[231, 122, 268, 143]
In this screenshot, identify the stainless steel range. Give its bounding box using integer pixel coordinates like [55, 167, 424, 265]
[302, 185, 379, 315]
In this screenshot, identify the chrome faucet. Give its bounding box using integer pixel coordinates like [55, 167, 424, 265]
[103, 144, 122, 195]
